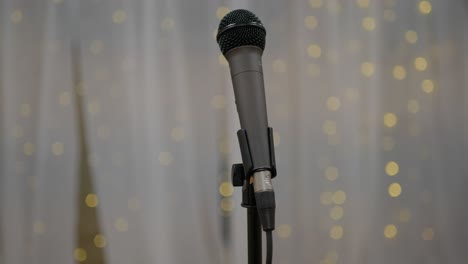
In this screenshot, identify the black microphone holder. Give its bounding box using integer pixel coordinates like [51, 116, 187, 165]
[231, 127, 277, 264]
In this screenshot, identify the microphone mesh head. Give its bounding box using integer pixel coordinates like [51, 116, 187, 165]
[217, 9, 266, 55]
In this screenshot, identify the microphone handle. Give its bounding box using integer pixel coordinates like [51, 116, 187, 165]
[226, 46, 272, 173]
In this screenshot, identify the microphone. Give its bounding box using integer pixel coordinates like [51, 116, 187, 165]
[216, 9, 276, 232]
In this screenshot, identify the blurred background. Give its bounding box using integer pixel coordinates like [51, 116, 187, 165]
[1, 0, 468, 263]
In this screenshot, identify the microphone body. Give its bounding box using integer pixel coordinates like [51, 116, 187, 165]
[227, 46, 272, 186]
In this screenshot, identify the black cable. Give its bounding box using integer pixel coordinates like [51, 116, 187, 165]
[266, 230, 273, 264]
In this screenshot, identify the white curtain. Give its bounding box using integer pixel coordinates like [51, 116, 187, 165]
[1, 0, 467, 263]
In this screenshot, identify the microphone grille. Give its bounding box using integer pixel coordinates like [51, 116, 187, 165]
[217, 9, 266, 55]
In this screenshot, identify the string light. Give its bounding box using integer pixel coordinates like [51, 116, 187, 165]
[419, 1, 432, 14]
[112, 10, 127, 23]
[94, 234, 107, 248]
[74, 248, 87, 262]
[277, 224, 292, 238]
[388, 182, 402, 197]
[362, 17, 376, 31]
[330, 225, 344, 240]
[325, 166, 339, 181]
[385, 161, 399, 176]
[384, 113, 398, 128]
[360, 62, 375, 77]
[405, 31, 418, 44]
[304, 16, 318, 30]
[392, 65, 406, 80]
[421, 79, 435, 93]
[216, 7, 230, 19]
[85, 193, 99, 208]
[307, 44, 322, 58]
[384, 224, 398, 239]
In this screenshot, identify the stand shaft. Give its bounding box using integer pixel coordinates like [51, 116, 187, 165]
[247, 207, 262, 264]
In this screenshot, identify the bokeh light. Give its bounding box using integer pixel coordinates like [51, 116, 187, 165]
[388, 182, 402, 197]
[384, 224, 398, 239]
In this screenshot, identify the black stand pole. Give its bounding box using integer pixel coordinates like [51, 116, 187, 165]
[232, 164, 262, 264]
[247, 207, 262, 263]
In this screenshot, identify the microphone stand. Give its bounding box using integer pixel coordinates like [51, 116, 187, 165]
[232, 163, 262, 264]
[231, 128, 277, 264]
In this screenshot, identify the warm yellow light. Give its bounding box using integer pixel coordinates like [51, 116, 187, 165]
[322, 120, 337, 135]
[385, 161, 399, 176]
[325, 166, 339, 181]
[85, 193, 99, 208]
[24, 142, 35, 156]
[360, 62, 375, 77]
[171, 127, 185, 142]
[272, 59, 287, 73]
[421, 79, 435, 93]
[304, 16, 318, 30]
[384, 224, 398, 239]
[408, 100, 420, 113]
[112, 10, 127, 23]
[419, 1, 432, 14]
[320, 191, 333, 205]
[330, 225, 344, 240]
[399, 208, 412, 222]
[362, 17, 376, 31]
[94, 234, 107, 248]
[14, 125, 23, 139]
[326, 97, 341, 111]
[382, 136, 395, 151]
[405, 31, 418, 44]
[383, 113, 398, 128]
[357, 0, 369, 8]
[332, 191, 346, 205]
[392, 65, 406, 80]
[414, 57, 428, 71]
[220, 197, 234, 212]
[307, 44, 322, 58]
[159, 152, 174, 166]
[422, 228, 434, 240]
[388, 182, 402, 197]
[52, 142, 64, 156]
[74, 248, 87, 262]
[330, 206, 344, 220]
[277, 224, 292, 238]
[309, 0, 323, 8]
[216, 7, 230, 19]
[114, 218, 128, 232]
[219, 182, 234, 197]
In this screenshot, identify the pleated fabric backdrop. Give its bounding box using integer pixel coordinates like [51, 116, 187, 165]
[1, 0, 467, 263]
